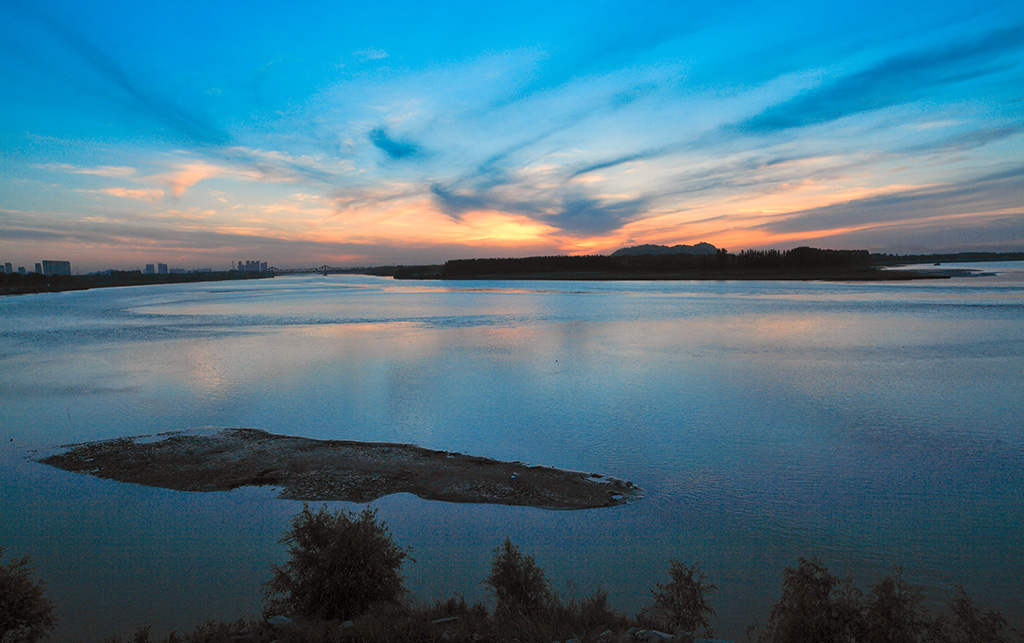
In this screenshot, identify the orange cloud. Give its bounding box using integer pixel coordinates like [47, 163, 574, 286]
[157, 161, 224, 198]
[84, 187, 165, 203]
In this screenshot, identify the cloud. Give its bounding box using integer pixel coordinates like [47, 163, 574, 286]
[5, 4, 366, 193]
[900, 125, 1024, 155]
[428, 178, 650, 236]
[41, 163, 137, 178]
[429, 183, 496, 218]
[156, 161, 224, 198]
[738, 24, 1024, 133]
[82, 188, 165, 203]
[225, 146, 344, 185]
[354, 48, 388, 62]
[149, 151, 330, 199]
[0, 208, 560, 269]
[428, 181, 546, 222]
[368, 127, 424, 160]
[569, 146, 672, 178]
[545, 195, 649, 235]
[17, 3, 230, 147]
[491, 6, 696, 108]
[771, 210, 1024, 254]
[755, 166, 1024, 235]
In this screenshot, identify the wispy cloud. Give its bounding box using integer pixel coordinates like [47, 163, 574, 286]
[429, 183, 501, 218]
[899, 125, 1024, 155]
[354, 48, 388, 62]
[40, 163, 137, 178]
[489, 5, 697, 108]
[80, 187, 165, 203]
[154, 161, 224, 198]
[368, 127, 425, 160]
[546, 195, 649, 235]
[737, 24, 1024, 134]
[568, 146, 675, 178]
[13, 3, 230, 147]
[754, 166, 1024, 236]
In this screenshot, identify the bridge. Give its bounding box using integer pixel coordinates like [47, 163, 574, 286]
[272, 265, 401, 276]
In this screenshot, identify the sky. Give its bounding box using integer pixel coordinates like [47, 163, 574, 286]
[1, 0, 1022, 271]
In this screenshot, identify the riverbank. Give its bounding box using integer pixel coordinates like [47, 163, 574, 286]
[392, 265, 948, 281]
[389, 248, 953, 281]
[38, 428, 640, 510]
[0, 270, 274, 296]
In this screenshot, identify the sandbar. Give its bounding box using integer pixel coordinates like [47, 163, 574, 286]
[39, 428, 640, 510]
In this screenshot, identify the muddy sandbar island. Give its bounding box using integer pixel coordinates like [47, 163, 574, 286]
[39, 428, 640, 510]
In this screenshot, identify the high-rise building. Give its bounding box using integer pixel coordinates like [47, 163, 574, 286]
[157, 263, 168, 274]
[3, 262, 11, 274]
[41, 260, 71, 275]
[236, 259, 267, 272]
[35, 263, 42, 274]
[18, 267, 26, 274]
[145, 264, 155, 274]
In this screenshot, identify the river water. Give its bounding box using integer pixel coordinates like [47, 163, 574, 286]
[2, 264, 1023, 640]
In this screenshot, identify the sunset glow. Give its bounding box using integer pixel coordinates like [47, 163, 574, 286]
[1, 0, 1022, 271]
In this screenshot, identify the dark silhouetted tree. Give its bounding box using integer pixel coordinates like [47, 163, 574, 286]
[756, 557, 863, 643]
[485, 538, 552, 618]
[644, 559, 716, 634]
[862, 566, 931, 643]
[263, 505, 409, 621]
[931, 585, 1014, 643]
[0, 547, 56, 643]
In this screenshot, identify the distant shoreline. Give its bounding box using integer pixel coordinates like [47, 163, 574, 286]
[394, 267, 952, 281]
[0, 270, 275, 297]
[4, 251, 1020, 294]
[387, 248, 1024, 281]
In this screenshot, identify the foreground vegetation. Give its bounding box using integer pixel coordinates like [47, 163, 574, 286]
[3, 506, 1021, 643]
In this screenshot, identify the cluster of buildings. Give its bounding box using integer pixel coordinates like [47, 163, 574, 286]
[144, 263, 216, 275]
[2, 258, 269, 276]
[237, 260, 269, 272]
[143, 263, 191, 275]
[1, 260, 71, 276]
[140, 260, 268, 274]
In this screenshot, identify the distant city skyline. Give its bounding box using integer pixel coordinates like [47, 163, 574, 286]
[1, 0, 1022, 272]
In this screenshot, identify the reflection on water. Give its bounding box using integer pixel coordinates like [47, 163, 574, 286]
[2, 268, 1023, 640]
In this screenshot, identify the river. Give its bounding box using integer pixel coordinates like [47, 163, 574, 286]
[2, 263, 1022, 640]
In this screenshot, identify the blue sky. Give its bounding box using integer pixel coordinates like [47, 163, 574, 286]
[1, 0, 1022, 270]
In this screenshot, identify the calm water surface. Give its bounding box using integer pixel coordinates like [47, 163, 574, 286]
[2, 264, 1023, 640]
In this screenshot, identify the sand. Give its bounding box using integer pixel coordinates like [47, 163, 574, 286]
[39, 428, 640, 510]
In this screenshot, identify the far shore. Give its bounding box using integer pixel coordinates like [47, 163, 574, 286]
[390, 266, 951, 281]
[0, 270, 274, 297]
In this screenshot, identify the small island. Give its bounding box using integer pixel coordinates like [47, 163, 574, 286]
[39, 428, 640, 510]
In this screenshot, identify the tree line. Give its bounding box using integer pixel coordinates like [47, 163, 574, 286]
[4, 505, 1020, 643]
[423, 247, 876, 279]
